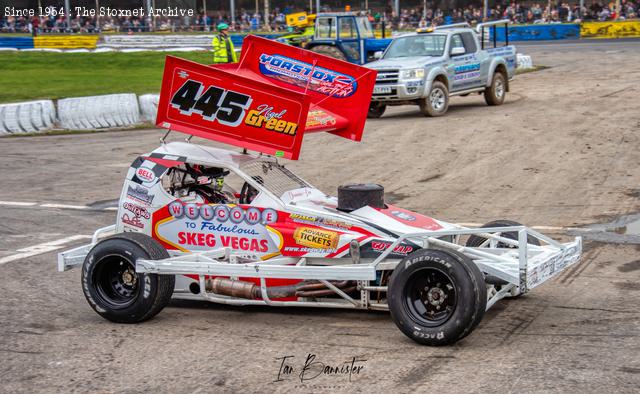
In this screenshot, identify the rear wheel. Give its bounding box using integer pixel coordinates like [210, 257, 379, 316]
[388, 248, 486, 345]
[309, 45, 347, 61]
[368, 102, 387, 118]
[484, 72, 507, 106]
[82, 232, 174, 323]
[419, 81, 449, 117]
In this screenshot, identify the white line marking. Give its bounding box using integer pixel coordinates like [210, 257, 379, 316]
[0, 235, 91, 265]
[40, 203, 90, 210]
[0, 200, 118, 211]
[0, 201, 38, 207]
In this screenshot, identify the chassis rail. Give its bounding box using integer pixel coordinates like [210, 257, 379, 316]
[57, 224, 581, 312]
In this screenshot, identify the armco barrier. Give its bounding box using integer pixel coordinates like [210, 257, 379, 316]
[0, 100, 56, 134]
[581, 21, 640, 38]
[0, 36, 34, 49]
[138, 94, 159, 122]
[491, 23, 580, 41]
[58, 94, 139, 130]
[99, 33, 282, 49]
[34, 35, 98, 49]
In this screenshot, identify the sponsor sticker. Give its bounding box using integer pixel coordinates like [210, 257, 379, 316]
[135, 165, 156, 185]
[391, 210, 416, 222]
[258, 53, 357, 98]
[293, 227, 339, 249]
[371, 241, 414, 255]
[127, 185, 155, 205]
[168, 201, 278, 224]
[123, 202, 150, 219]
[122, 213, 144, 229]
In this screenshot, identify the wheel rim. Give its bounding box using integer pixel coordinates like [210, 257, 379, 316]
[403, 267, 457, 327]
[429, 88, 446, 111]
[495, 78, 505, 99]
[93, 255, 140, 309]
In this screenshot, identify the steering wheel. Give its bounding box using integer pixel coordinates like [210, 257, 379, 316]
[239, 182, 259, 204]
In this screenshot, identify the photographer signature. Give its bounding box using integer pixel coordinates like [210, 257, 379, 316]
[274, 354, 366, 383]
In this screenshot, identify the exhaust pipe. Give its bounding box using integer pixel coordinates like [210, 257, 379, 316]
[206, 278, 355, 300]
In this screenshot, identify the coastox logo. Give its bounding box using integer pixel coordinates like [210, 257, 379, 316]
[168, 201, 278, 224]
[259, 54, 357, 98]
[293, 227, 339, 250]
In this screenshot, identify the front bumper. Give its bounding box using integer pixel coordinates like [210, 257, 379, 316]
[372, 80, 425, 102]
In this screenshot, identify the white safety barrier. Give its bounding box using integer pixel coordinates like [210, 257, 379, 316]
[57, 94, 140, 130]
[517, 53, 534, 69]
[101, 35, 215, 48]
[138, 94, 160, 122]
[0, 100, 56, 135]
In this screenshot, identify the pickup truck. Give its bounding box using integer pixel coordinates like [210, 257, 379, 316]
[365, 21, 517, 118]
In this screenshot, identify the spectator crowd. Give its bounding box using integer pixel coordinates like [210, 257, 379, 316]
[1, 1, 639, 34]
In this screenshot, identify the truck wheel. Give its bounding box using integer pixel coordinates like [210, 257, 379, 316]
[419, 81, 449, 117]
[309, 45, 347, 61]
[368, 102, 386, 118]
[81, 232, 174, 323]
[484, 72, 507, 106]
[388, 248, 486, 345]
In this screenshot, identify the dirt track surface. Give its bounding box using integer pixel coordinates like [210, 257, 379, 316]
[1, 41, 639, 393]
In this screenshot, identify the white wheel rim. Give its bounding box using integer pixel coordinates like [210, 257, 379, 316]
[495, 78, 504, 99]
[430, 88, 446, 111]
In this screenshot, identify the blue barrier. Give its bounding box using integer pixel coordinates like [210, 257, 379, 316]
[490, 23, 580, 41]
[0, 36, 34, 49]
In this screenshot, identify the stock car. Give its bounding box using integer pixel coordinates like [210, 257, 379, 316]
[57, 36, 582, 345]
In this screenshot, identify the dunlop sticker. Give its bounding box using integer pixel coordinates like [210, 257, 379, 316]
[293, 227, 339, 249]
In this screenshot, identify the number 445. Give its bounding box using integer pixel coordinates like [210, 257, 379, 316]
[170, 80, 253, 127]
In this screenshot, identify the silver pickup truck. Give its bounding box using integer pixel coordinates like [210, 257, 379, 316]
[366, 21, 516, 118]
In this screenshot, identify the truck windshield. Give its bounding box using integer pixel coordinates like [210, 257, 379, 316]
[384, 34, 447, 58]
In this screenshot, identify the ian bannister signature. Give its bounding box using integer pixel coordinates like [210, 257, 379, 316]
[275, 354, 367, 383]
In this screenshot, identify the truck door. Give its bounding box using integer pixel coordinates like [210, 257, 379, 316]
[337, 16, 362, 64]
[448, 33, 483, 91]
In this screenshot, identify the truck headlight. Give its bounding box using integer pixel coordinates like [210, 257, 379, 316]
[401, 68, 425, 80]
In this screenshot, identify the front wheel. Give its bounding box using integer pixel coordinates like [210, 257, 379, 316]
[419, 81, 449, 117]
[367, 102, 387, 118]
[388, 248, 486, 345]
[81, 232, 175, 323]
[484, 72, 507, 106]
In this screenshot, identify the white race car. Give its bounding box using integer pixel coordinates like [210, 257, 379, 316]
[58, 36, 581, 345]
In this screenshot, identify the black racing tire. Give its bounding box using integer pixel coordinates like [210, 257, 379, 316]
[81, 232, 174, 323]
[309, 45, 347, 61]
[466, 219, 540, 248]
[484, 71, 507, 106]
[419, 81, 449, 117]
[368, 102, 387, 118]
[388, 248, 486, 346]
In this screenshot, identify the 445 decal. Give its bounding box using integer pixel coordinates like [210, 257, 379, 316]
[171, 79, 253, 127]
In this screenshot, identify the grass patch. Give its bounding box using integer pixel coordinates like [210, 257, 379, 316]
[0, 51, 214, 103]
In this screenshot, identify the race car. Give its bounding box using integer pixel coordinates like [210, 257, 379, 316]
[57, 36, 582, 345]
